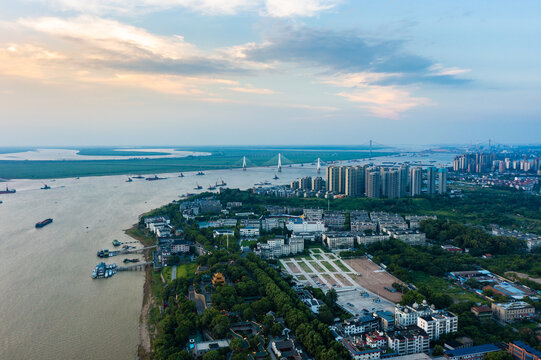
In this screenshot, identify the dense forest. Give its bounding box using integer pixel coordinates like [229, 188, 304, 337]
[152, 251, 349, 360]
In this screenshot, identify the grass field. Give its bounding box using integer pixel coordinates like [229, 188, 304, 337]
[298, 261, 313, 273]
[334, 260, 349, 272]
[162, 267, 173, 282]
[0, 147, 392, 179]
[320, 261, 335, 272]
[176, 263, 198, 279]
[411, 272, 487, 304]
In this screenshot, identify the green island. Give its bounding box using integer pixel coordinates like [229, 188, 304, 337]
[128, 185, 541, 360]
[0, 147, 392, 179]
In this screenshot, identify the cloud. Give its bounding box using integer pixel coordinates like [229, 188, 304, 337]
[228, 84, 275, 94]
[17, 16, 257, 76]
[31, 0, 336, 17]
[19, 16, 197, 60]
[264, 0, 339, 18]
[242, 26, 471, 85]
[337, 86, 430, 120]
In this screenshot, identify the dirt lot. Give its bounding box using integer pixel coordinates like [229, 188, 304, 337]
[344, 257, 404, 303]
[286, 262, 301, 273]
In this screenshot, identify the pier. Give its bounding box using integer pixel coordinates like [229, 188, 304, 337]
[97, 245, 157, 258]
[117, 262, 153, 271]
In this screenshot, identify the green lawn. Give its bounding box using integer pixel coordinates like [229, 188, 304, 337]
[320, 261, 336, 272]
[162, 266, 173, 282]
[311, 262, 325, 272]
[298, 261, 313, 273]
[176, 263, 198, 279]
[313, 254, 323, 260]
[412, 272, 487, 304]
[333, 260, 349, 272]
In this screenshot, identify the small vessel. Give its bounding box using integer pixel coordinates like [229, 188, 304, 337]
[0, 201, 3, 204]
[179, 173, 185, 178]
[132, 175, 144, 179]
[146, 175, 165, 181]
[97, 249, 112, 258]
[123, 258, 140, 263]
[0, 186, 16, 194]
[35, 218, 53, 228]
[273, 174, 279, 180]
[196, 170, 205, 176]
[208, 184, 216, 190]
[126, 178, 133, 182]
[216, 179, 227, 187]
[41, 184, 51, 190]
[92, 270, 97, 279]
[194, 183, 202, 190]
[112, 239, 121, 247]
[255, 181, 271, 186]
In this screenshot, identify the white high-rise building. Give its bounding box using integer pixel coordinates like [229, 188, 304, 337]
[410, 167, 422, 197]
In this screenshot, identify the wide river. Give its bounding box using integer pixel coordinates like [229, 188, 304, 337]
[0, 153, 455, 360]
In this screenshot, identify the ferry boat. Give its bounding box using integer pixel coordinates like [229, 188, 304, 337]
[0, 186, 16, 194]
[35, 218, 53, 228]
[41, 184, 51, 190]
[132, 175, 144, 179]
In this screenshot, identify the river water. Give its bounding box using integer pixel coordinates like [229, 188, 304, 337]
[0, 153, 455, 360]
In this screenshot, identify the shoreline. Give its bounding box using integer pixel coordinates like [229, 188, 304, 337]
[125, 224, 156, 360]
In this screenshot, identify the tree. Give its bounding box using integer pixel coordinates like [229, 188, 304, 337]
[485, 351, 513, 360]
[229, 338, 244, 353]
[167, 350, 193, 360]
[318, 305, 334, 325]
[327, 289, 338, 305]
[432, 345, 444, 356]
[202, 351, 222, 360]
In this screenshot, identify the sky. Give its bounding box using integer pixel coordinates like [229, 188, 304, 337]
[0, 0, 540, 146]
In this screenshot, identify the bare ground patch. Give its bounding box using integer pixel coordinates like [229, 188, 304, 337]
[344, 257, 404, 303]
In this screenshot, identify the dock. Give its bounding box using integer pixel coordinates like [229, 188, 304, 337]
[97, 245, 157, 258]
[117, 262, 153, 271]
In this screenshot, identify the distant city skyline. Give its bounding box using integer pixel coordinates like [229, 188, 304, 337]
[0, 1, 540, 145]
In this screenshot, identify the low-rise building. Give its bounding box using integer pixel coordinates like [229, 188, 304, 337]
[340, 315, 380, 336]
[394, 303, 433, 328]
[374, 310, 395, 331]
[171, 240, 191, 253]
[192, 339, 230, 357]
[470, 305, 492, 321]
[286, 218, 326, 233]
[239, 226, 260, 238]
[492, 301, 535, 323]
[386, 326, 430, 355]
[444, 344, 499, 360]
[357, 233, 389, 246]
[417, 311, 458, 340]
[256, 237, 304, 259]
[508, 341, 541, 360]
[385, 229, 426, 245]
[405, 215, 437, 230]
[365, 331, 387, 349]
[341, 340, 383, 360]
[323, 232, 356, 250]
[323, 211, 347, 230]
